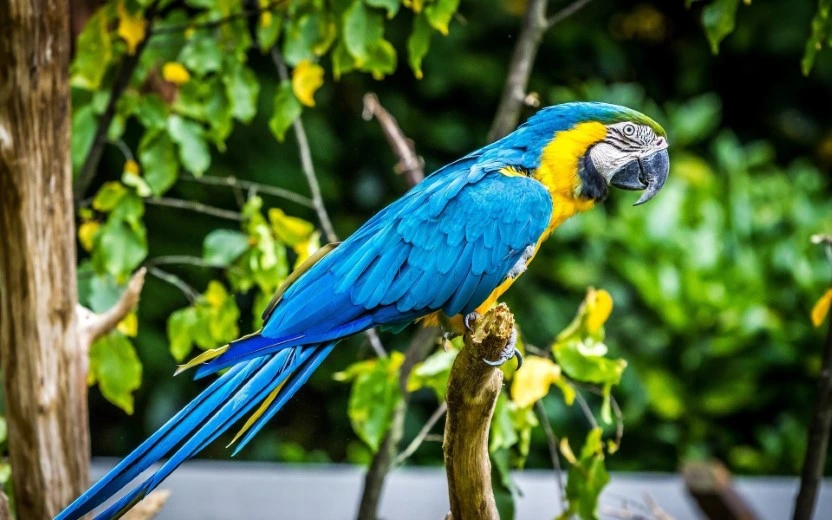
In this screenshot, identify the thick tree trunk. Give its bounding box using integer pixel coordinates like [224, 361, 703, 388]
[0, 0, 91, 517]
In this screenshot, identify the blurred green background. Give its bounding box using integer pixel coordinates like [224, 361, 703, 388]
[82, 0, 832, 477]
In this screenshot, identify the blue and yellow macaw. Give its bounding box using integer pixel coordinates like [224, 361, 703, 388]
[58, 102, 669, 519]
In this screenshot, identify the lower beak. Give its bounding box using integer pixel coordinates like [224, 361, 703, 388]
[609, 149, 669, 206]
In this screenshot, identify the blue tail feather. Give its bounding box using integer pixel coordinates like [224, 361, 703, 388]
[57, 343, 333, 520]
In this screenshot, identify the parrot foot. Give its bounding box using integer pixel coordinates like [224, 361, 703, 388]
[463, 311, 481, 332]
[482, 329, 523, 370]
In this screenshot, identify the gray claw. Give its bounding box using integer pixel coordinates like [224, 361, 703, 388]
[464, 311, 480, 332]
[482, 329, 523, 368]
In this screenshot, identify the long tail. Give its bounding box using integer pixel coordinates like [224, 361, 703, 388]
[56, 342, 335, 520]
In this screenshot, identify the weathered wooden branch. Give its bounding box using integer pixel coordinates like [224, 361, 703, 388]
[77, 267, 146, 353]
[122, 489, 171, 520]
[683, 460, 758, 520]
[444, 304, 516, 520]
[0, 0, 91, 515]
[362, 93, 425, 186]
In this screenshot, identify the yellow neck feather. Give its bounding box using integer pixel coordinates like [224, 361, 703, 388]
[534, 121, 608, 235]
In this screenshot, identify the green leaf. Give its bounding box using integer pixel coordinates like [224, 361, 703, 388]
[553, 338, 627, 387]
[71, 7, 113, 90]
[138, 128, 178, 195]
[283, 12, 330, 66]
[802, 0, 832, 75]
[203, 229, 250, 265]
[407, 14, 432, 79]
[334, 352, 405, 452]
[359, 39, 397, 80]
[489, 392, 519, 453]
[407, 347, 457, 401]
[168, 306, 198, 361]
[89, 332, 142, 414]
[92, 218, 148, 280]
[269, 81, 303, 142]
[71, 104, 98, 172]
[136, 94, 169, 130]
[0, 416, 7, 444]
[424, 0, 459, 35]
[332, 40, 357, 79]
[560, 428, 610, 520]
[343, 2, 384, 63]
[257, 12, 283, 52]
[179, 35, 223, 76]
[669, 93, 722, 147]
[366, 0, 400, 18]
[167, 115, 211, 176]
[701, 0, 739, 54]
[92, 182, 128, 212]
[224, 63, 260, 123]
[86, 271, 124, 313]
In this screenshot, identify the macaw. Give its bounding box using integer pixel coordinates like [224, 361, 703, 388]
[58, 102, 669, 520]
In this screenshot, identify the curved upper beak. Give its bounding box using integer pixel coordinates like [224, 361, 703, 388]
[609, 148, 669, 206]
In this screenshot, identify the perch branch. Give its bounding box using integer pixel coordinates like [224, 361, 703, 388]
[179, 175, 314, 208]
[683, 460, 758, 520]
[362, 93, 425, 186]
[74, 1, 160, 202]
[77, 267, 146, 351]
[793, 239, 832, 520]
[122, 489, 171, 520]
[145, 197, 244, 221]
[444, 303, 516, 520]
[487, 0, 592, 142]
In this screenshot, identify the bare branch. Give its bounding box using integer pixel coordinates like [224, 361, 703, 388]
[151, 0, 286, 35]
[444, 304, 516, 520]
[147, 266, 200, 303]
[145, 197, 244, 221]
[394, 401, 447, 466]
[74, 1, 160, 202]
[77, 268, 146, 350]
[146, 255, 243, 274]
[546, 0, 593, 29]
[574, 388, 599, 429]
[534, 400, 566, 508]
[271, 49, 338, 243]
[122, 489, 171, 520]
[487, 0, 592, 142]
[179, 175, 314, 208]
[362, 93, 424, 187]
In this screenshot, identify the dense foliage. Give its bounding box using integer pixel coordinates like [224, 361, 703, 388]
[4, 0, 824, 517]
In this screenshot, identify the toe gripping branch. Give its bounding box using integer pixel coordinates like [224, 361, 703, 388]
[465, 310, 522, 370]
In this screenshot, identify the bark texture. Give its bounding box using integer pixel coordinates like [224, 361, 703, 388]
[444, 304, 515, 520]
[0, 0, 91, 517]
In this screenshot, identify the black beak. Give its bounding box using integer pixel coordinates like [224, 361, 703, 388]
[609, 149, 669, 206]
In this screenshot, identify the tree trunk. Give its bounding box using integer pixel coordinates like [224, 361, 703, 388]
[0, 0, 90, 517]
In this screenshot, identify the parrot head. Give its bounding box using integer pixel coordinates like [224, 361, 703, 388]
[520, 102, 670, 205]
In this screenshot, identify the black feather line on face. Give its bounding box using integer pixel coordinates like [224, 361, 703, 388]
[578, 147, 608, 202]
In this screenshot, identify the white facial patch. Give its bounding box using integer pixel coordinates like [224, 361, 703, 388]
[589, 122, 667, 183]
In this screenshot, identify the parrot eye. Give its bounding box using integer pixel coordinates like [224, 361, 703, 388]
[622, 123, 636, 137]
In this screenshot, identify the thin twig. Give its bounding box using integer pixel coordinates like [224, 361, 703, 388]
[793, 241, 832, 520]
[111, 139, 136, 163]
[74, 0, 160, 202]
[151, 0, 286, 35]
[271, 49, 337, 243]
[179, 175, 314, 208]
[147, 266, 200, 303]
[362, 93, 425, 186]
[534, 400, 566, 507]
[146, 255, 244, 275]
[546, 0, 593, 29]
[395, 402, 448, 466]
[145, 197, 244, 221]
[76, 268, 146, 351]
[574, 389, 599, 429]
[487, 0, 592, 142]
[271, 48, 386, 359]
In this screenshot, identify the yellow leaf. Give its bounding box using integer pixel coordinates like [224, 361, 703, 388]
[291, 60, 325, 107]
[260, 11, 273, 28]
[204, 281, 228, 308]
[163, 62, 191, 85]
[78, 221, 101, 252]
[117, 2, 147, 55]
[812, 288, 832, 327]
[124, 159, 140, 175]
[510, 356, 563, 408]
[269, 208, 314, 246]
[585, 288, 613, 333]
[559, 437, 578, 465]
[293, 231, 321, 269]
[118, 312, 139, 337]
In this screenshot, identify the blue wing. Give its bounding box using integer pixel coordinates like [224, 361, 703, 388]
[198, 156, 553, 376]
